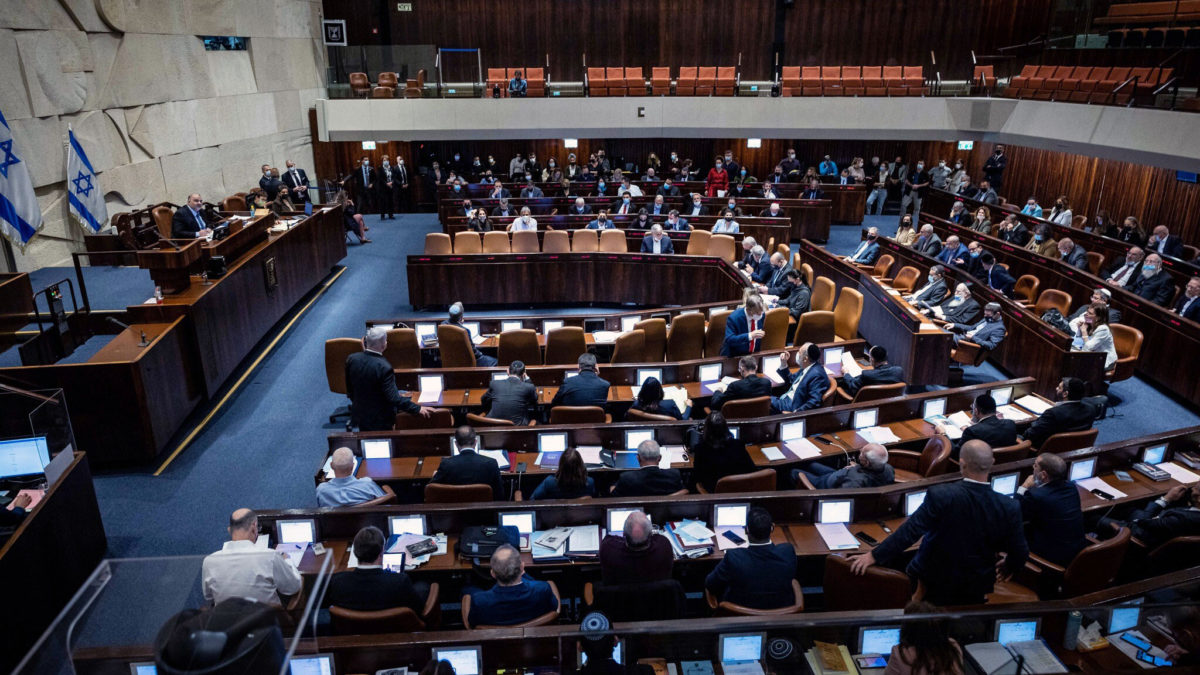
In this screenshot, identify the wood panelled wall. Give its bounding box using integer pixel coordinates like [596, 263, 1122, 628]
[323, 0, 1052, 81]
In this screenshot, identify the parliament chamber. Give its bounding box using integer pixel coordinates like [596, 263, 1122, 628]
[4, 1, 1200, 674]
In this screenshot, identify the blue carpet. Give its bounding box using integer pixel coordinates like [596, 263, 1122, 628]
[27, 265, 155, 313]
[83, 212, 1198, 559]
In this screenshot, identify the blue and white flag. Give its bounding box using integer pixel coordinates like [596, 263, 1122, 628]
[0, 107, 43, 251]
[67, 127, 107, 234]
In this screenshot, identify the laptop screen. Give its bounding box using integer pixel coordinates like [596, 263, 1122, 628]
[608, 508, 643, 534]
[637, 369, 662, 385]
[817, 499, 853, 524]
[719, 633, 765, 664]
[822, 346, 844, 366]
[0, 436, 51, 480]
[538, 433, 568, 454]
[922, 398, 947, 419]
[419, 374, 443, 392]
[991, 473, 1019, 496]
[762, 354, 782, 375]
[389, 514, 426, 536]
[995, 619, 1039, 645]
[714, 503, 749, 529]
[1069, 457, 1097, 482]
[288, 654, 334, 675]
[500, 512, 535, 535]
[277, 519, 315, 544]
[904, 490, 927, 516]
[853, 408, 878, 430]
[431, 647, 481, 675]
[860, 626, 901, 655]
[1142, 444, 1167, 465]
[360, 439, 391, 459]
[698, 363, 722, 382]
[625, 429, 654, 450]
[501, 320, 523, 333]
[542, 319, 564, 334]
[780, 420, 805, 442]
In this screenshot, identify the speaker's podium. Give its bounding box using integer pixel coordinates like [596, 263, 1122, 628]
[134, 215, 272, 294]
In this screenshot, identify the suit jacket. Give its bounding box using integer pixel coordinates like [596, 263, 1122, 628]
[873, 480, 1028, 604]
[550, 371, 610, 407]
[598, 534, 674, 585]
[842, 363, 905, 396]
[640, 234, 675, 254]
[710, 375, 773, 410]
[281, 168, 311, 202]
[910, 278, 948, 306]
[259, 175, 283, 200]
[586, 219, 616, 230]
[745, 256, 772, 283]
[914, 233, 942, 256]
[848, 239, 881, 264]
[1128, 499, 1200, 549]
[171, 205, 216, 239]
[1104, 258, 1143, 286]
[488, 188, 513, 199]
[569, 205, 593, 215]
[685, 204, 708, 217]
[322, 567, 423, 613]
[1060, 244, 1089, 270]
[352, 166, 376, 194]
[1150, 235, 1184, 259]
[1175, 294, 1200, 322]
[686, 428, 757, 492]
[984, 264, 1017, 297]
[954, 317, 1006, 350]
[938, 296, 981, 325]
[1017, 480, 1086, 567]
[721, 307, 763, 357]
[1022, 400, 1097, 448]
[656, 184, 681, 197]
[1130, 270, 1175, 306]
[775, 364, 828, 412]
[936, 244, 967, 266]
[430, 450, 502, 498]
[467, 575, 558, 626]
[705, 544, 797, 609]
[780, 282, 812, 318]
[802, 187, 826, 199]
[482, 376, 538, 425]
[344, 351, 421, 431]
[956, 415, 1017, 455]
[999, 223, 1030, 247]
[762, 264, 794, 296]
[610, 466, 684, 497]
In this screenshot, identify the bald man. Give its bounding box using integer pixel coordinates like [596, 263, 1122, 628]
[316, 447, 385, 507]
[171, 193, 215, 238]
[202, 508, 302, 607]
[598, 511, 673, 585]
[850, 440, 1028, 605]
[792, 443, 894, 489]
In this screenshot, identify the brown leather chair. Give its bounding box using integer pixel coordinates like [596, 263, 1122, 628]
[1037, 428, 1098, 453]
[571, 228, 599, 252]
[498, 329, 541, 366]
[704, 310, 730, 358]
[822, 554, 912, 611]
[706, 579, 803, 616]
[424, 482, 493, 503]
[349, 72, 371, 97]
[984, 579, 1040, 605]
[1013, 274, 1040, 305]
[583, 579, 686, 621]
[821, 372, 837, 407]
[867, 254, 894, 278]
[835, 381, 906, 404]
[437, 324, 476, 368]
[329, 582, 440, 634]
[810, 277, 836, 312]
[800, 262, 813, 287]
[950, 339, 990, 368]
[891, 266, 921, 294]
[377, 71, 399, 89]
[890, 435, 952, 481]
[707, 234, 737, 263]
[465, 412, 516, 427]
[550, 406, 610, 424]
[610, 329, 646, 363]
[634, 318, 666, 362]
[1033, 289, 1072, 317]
[424, 232, 452, 254]
[1145, 535, 1200, 575]
[650, 66, 672, 96]
[626, 407, 675, 422]
[793, 310, 835, 345]
[686, 229, 710, 255]
[666, 312, 705, 361]
[697, 468, 776, 494]
[759, 307, 791, 351]
[324, 338, 361, 422]
[599, 228, 626, 252]
[383, 328, 420, 369]
[1025, 525, 1131, 598]
[394, 408, 453, 430]
[511, 229, 540, 253]
[1084, 251, 1105, 276]
[371, 86, 395, 98]
[483, 231, 511, 253]
[221, 195, 248, 211]
[544, 326, 586, 365]
[833, 287, 863, 340]
[152, 205, 174, 239]
[720, 395, 771, 420]
[453, 231, 482, 254]
[542, 229, 570, 253]
[1107, 324, 1143, 383]
[991, 439, 1033, 464]
[463, 580, 560, 629]
[351, 484, 398, 507]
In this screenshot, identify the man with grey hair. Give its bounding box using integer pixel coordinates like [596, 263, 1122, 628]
[465, 544, 559, 626]
[316, 447, 385, 507]
[569, 196, 592, 216]
[792, 443, 894, 489]
[640, 223, 675, 254]
[202, 508, 302, 607]
[345, 326, 431, 431]
[913, 223, 942, 256]
[733, 236, 758, 272]
[905, 264, 949, 307]
[609, 440, 684, 497]
[742, 244, 771, 284]
[598, 510, 673, 584]
[550, 352, 611, 408]
[846, 226, 881, 265]
[850, 440, 1029, 605]
[444, 301, 497, 366]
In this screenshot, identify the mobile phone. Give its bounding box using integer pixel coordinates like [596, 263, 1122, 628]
[516, 462, 527, 473]
[855, 531, 879, 545]
[311, 542, 326, 556]
[876, 520, 893, 534]
[855, 656, 888, 668]
[1114, 470, 1134, 482]
[1136, 650, 1171, 666]
[721, 529, 746, 545]
[814, 436, 834, 445]
[1090, 488, 1116, 500]
[1121, 633, 1152, 650]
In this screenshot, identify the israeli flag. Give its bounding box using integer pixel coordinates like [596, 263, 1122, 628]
[67, 127, 107, 234]
[0, 107, 43, 251]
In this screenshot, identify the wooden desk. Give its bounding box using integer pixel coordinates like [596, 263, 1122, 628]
[369, 299, 742, 334]
[800, 240, 952, 386]
[405, 252, 750, 310]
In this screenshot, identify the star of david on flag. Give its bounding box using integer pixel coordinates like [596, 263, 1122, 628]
[67, 127, 107, 234]
[0, 107, 43, 251]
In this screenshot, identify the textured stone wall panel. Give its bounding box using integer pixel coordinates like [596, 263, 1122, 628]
[0, 29, 32, 120]
[14, 30, 92, 117]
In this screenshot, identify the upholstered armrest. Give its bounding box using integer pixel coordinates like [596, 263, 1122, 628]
[794, 472, 817, 490]
[836, 386, 855, 403]
[1026, 552, 1067, 575]
[696, 484, 710, 495]
[422, 582, 441, 627]
[705, 588, 719, 610]
[888, 449, 924, 472]
[583, 581, 595, 607]
[877, 276, 894, 284]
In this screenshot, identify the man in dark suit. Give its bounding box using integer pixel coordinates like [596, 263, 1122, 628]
[742, 245, 772, 284]
[657, 178, 681, 197]
[771, 343, 828, 413]
[952, 240, 986, 278]
[980, 252, 1016, 298]
[684, 194, 707, 218]
[598, 511, 673, 585]
[281, 160, 311, 204]
[1148, 225, 1185, 259]
[846, 227, 882, 265]
[259, 164, 282, 200]
[351, 158, 376, 213]
[609, 440, 684, 497]
[376, 157, 399, 219]
[171, 193, 217, 238]
[550, 353, 611, 408]
[488, 181, 512, 200]
[851, 440, 1029, 605]
[1130, 253, 1175, 306]
[430, 425, 502, 498]
[640, 225, 675, 254]
[705, 508, 798, 609]
[1103, 247, 1144, 289]
[913, 224, 942, 256]
[942, 394, 1017, 458]
[568, 197, 593, 216]
[466, 545, 558, 626]
[793, 443, 895, 489]
[720, 295, 766, 357]
[779, 270, 812, 319]
[841, 346, 904, 397]
[801, 178, 825, 200]
[1175, 277, 1200, 321]
[586, 210, 617, 230]
[443, 302, 498, 366]
[345, 327, 431, 432]
[906, 264, 949, 308]
[1016, 453, 1086, 567]
[1022, 377, 1098, 449]
[648, 195, 669, 216]
[1057, 237, 1089, 270]
[1119, 484, 1200, 549]
[928, 283, 981, 325]
[482, 361, 538, 425]
[998, 216, 1030, 247]
[935, 235, 968, 267]
[756, 252, 793, 296]
[321, 526, 426, 615]
[710, 356, 773, 410]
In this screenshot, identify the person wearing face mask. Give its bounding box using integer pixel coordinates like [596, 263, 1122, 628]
[840, 346, 905, 399]
[906, 264, 949, 307]
[895, 215, 917, 246]
[376, 156, 398, 219]
[759, 201, 785, 218]
[649, 194, 667, 215]
[969, 206, 992, 234]
[520, 178, 544, 199]
[847, 227, 881, 265]
[976, 179, 999, 206]
[801, 178, 825, 200]
[818, 154, 838, 176]
[508, 206, 537, 232]
[865, 161, 890, 215]
[954, 241, 987, 277]
[1087, 209, 1114, 235]
[545, 158, 562, 183]
[1107, 215, 1146, 246]
[569, 197, 592, 216]
[594, 177, 608, 197]
[756, 252, 794, 295]
[525, 153, 542, 180]
[1149, 224, 1185, 258]
[641, 166, 659, 182]
[1070, 302, 1117, 369]
[565, 153, 580, 180]
[978, 252, 1016, 298]
[665, 152, 682, 179]
[1174, 276, 1200, 321]
[468, 208, 492, 232]
[458, 197, 474, 218]
[836, 168, 852, 185]
[445, 151, 465, 176]
[577, 165, 595, 184]
[1047, 195, 1072, 226]
[1020, 197, 1043, 218]
[926, 282, 980, 324]
[770, 342, 829, 413]
[611, 191, 635, 215]
[724, 197, 745, 217]
[508, 152, 526, 179]
[665, 209, 691, 231]
[259, 163, 283, 200]
[488, 180, 511, 200]
[633, 208, 651, 230]
[1021, 377, 1097, 450]
[712, 209, 740, 234]
[491, 197, 516, 218]
[679, 157, 696, 180]
[686, 193, 707, 217]
[1130, 252, 1175, 306]
[721, 151, 740, 177]
[779, 149, 801, 179]
[1025, 224, 1058, 257]
[847, 157, 866, 183]
[937, 394, 1016, 459]
[705, 156, 729, 198]
[269, 185, 296, 215]
[912, 224, 942, 255]
[479, 169, 495, 185]
[768, 164, 787, 184]
[997, 214, 1029, 247]
[928, 159, 951, 190]
[586, 209, 615, 230]
[280, 159, 311, 207]
[948, 160, 969, 194]
[595, 149, 611, 175]
[950, 301, 1006, 350]
[334, 192, 371, 243]
[721, 294, 768, 357]
[1056, 237, 1089, 270]
[982, 144, 1008, 190]
[732, 167, 757, 194]
[740, 244, 771, 283]
[657, 177, 680, 197]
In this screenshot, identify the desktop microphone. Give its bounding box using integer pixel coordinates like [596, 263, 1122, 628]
[105, 316, 131, 331]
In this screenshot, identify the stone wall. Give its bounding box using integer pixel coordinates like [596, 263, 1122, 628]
[1, 0, 327, 271]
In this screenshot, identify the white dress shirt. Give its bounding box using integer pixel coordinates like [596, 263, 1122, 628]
[202, 539, 303, 607]
[1108, 262, 1138, 287]
[511, 217, 538, 231]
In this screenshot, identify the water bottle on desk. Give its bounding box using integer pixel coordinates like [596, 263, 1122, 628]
[154, 286, 163, 304]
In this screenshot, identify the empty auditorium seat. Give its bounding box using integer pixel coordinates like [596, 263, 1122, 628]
[371, 86, 394, 98]
[676, 66, 697, 95]
[424, 233, 452, 254]
[781, 66, 801, 96]
[820, 66, 842, 95]
[607, 67, 626, 96]
[973, 64, 994, 93]
[453, 231, 482, 254]
[349, 72, 371, 97]
[626, 67, 645, 95]
[840, 66, 864, 95]
[587, 67, 606, 96]
[696, 66, 716, 95]
[525, 67, 545, 96]
[651, 66, 671, 95]
[882, 65, 904, 89]
[903, 65, 924, 92]
[715, 66, 736, 95]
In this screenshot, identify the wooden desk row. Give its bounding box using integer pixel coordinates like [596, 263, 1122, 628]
[871, 230, 1108, 398]
[799, 240, 953, 387]
[925, 215, 1200, 403]
[405, 252, 750, 310]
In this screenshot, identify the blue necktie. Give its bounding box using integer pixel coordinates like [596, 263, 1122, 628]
[193, 209, 204, 231]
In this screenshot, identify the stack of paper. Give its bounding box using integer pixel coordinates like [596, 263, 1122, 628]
[1006, 641, 1068, 673]
[998, 404, 1034, 422]
[592, 331, 620, 344]
[478, 448, 510, 469]
[964, 642, 1016, 675]
[721, 664, 765, 675]
[858, 426, 901, 444]
[577, 446, 604, 466]
[567, 525, 600, 557]
[804, 642, 854, 674]
[1015, 394, 1053, 414]
[665, 519, 714, 557]
[1157, 462, 1200, 484]
[663, 385, 689, 411]
[784, 438, 823, 459]
[815, 523, 860, 551]
[532, 528, 570, 561]
[760, 446, 786, 461]
[275, 543, 305, 569]
[659, 445, 683, 468]
[417, 386, 442, 403]
[1077, 477, 1128, 499]
[948, 410, 973, 427]
[841, 353, 863, 377]
[471, 334, 488, 345]
[919, 322, 939, 331]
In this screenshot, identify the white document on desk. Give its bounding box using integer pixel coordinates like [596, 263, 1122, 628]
[568, 525, 600, 553]
[948, 410, 973, 428]
[577, 446, 604, 465]
[859, 426, 901, 444]
[1015, 394, 1052, 414]
[471, 334, 488, 345]
[841, 353, 862, 377]
[479, 449, 509, 469]
[592, 330, 620, 344]
[998, 404, 1033, 422]
[784, 438, 823, 459]
[657, 446, 676, 469]
[1157, 462, 1200, 484]
[760, 446, 786, 462]
[663, 386, 689, 411]
[919, 322, 939, 331]
[815, 523, 860, 551]
[417, 388, 442, 403]
[721, 664, 765, 675]
[1078, 477, 1128, 499]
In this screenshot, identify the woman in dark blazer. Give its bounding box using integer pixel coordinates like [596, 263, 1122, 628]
[686, 412, 756, 493]
[630, 378, 690, 420]
[529, 448, 596, 500]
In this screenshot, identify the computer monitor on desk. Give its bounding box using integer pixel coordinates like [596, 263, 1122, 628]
[713, 503, 749, 529]
[0, 436, 51, 480]
[991, 472, 1019, 497]
[994, 618, 1039, 645]
[1069, 457, 1097, 482]
[859, 625, 901, 655]
[432, 646, 481, 675]
[360, 439, 391, 459]
[625, 429, 654, 450]
[817, 499, 853, 524]
[389, 514, 426, 536]
[607, 507, 645, 535]
[288, 653, 336, 675]
[538, 432, 567, 454]
[904, 490, 927, 516]
[1142, 444, 1167, 465]
[276, 519, 316, 545]
[1108, 600, 1143, 635]
[719, 632, 766, 664]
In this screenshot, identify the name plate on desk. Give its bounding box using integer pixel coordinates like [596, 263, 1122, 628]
[263, 256, 277, 293]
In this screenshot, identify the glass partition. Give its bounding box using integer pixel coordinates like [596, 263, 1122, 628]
[0, 387, 74, 458]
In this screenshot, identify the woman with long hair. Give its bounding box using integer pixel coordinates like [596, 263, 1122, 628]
[686, 411, 755, 493]
[530, 447, 596, 500]
[970, 206, 992, 234]
[884, 601, 963, 674]
[631, 377, 690, 420]
[334, 191, 371, 243]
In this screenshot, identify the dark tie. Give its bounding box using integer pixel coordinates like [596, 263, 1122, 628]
[292, 170, 299, 185]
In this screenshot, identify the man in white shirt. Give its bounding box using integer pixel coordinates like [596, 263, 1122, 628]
[1105, 246, 1144, 288]
[202, 508, 302, 607]
[508, 207, 537, 232]
[640, 224, 674, 255]
[316, 447, 384, 507]
[620, 178, 643, 197]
